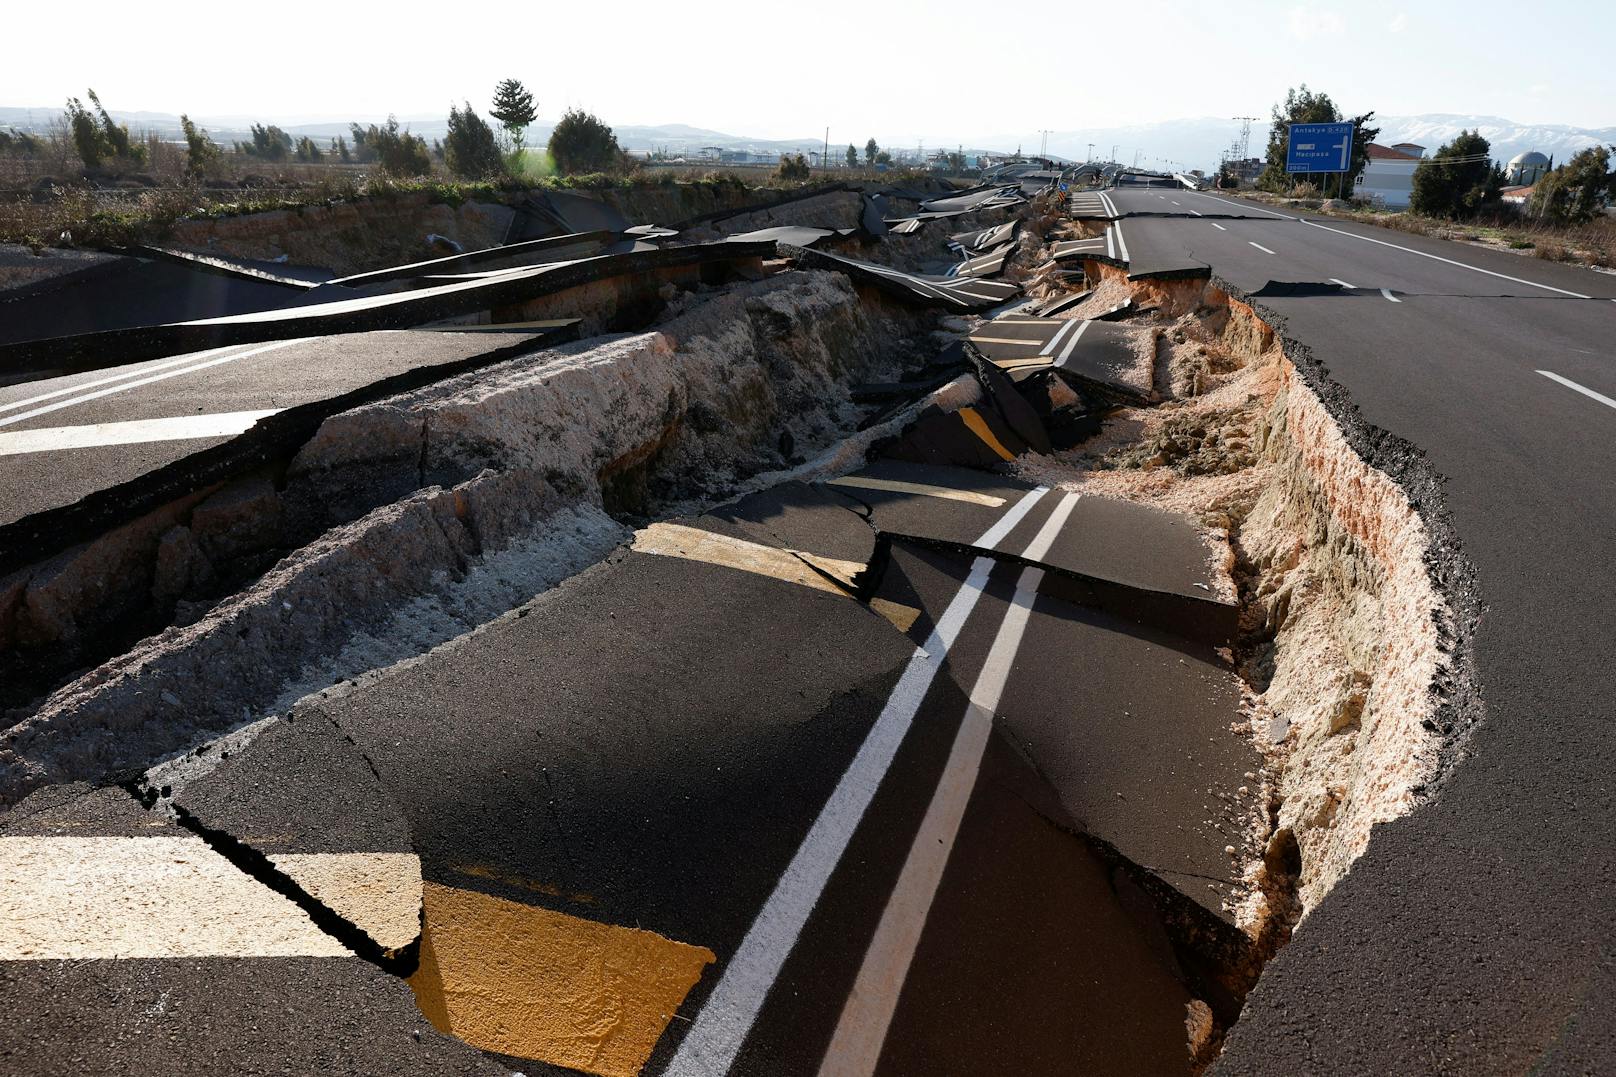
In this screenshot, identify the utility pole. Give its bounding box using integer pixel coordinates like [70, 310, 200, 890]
[824, 127, 829, 170]
[1039, 129, 1051, 161]
[1087, 142, 1095, 162]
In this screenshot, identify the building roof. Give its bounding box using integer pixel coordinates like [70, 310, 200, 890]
[1366, 143, 1422, 161]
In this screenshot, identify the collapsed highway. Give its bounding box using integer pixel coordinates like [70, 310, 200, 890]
[0, 167, 1611, 1076]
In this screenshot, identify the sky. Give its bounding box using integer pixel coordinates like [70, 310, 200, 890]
[4, 0, 1612, 145]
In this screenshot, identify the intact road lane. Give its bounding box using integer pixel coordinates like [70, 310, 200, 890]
[1105, 187, 1616, 1073]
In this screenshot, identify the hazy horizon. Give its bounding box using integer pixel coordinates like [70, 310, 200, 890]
[4, 0, 1612, 151]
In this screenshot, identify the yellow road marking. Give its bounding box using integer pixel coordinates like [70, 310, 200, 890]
[991, 357, 1055, 371]
[0, 836, 347, 959]
[869, 598, 921, 632]
[632, 522, 863, 593]
[825, 475, 1006, 508]
[408, 882, 715, 1076]
[631, 523, 921, 631]
[957, 407, 1017, 461]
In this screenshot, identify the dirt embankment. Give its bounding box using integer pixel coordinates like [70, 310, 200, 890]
[1014, 280, 1458, 936]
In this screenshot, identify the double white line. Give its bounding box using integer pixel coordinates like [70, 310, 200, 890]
[0, 339, 302, 430]
[669, 488, 1087, 1076]
[666, 487, 1059, 1076]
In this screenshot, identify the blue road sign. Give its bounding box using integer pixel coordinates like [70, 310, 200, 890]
[1286, 122, 1355, 173]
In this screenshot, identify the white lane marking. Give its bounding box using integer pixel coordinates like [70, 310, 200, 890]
[0, 836, 350, 959]
[972, 486, 1049, 552]
[0, 410, 280, 456]
[1190, 210, 1202, 216]
[1040, 317, 1081, 357]
[1112, 219, 1130, 263]
[664, 490, 1049, 1077]
[1106, 227, 1115, 261]
[1190, 192, 1296, 219]
[1211, 223, 1227, 231]
[1020, 490, 1080, 560]
[1249, 242, 1277, 255]
[0, 339, 304, 430]
[0, 344, 244, 416]
[816, 564, 1044, 1075]
[870, 266, 970, 306]
[1300, 220, 1593, 299]
[1054, 320, 1093, 365]
[1380, 287, 1402, 303]
[1537, 370, 1616, 411]
[1329, 278, 1357, 289]
[1170, 200, 1181, 206]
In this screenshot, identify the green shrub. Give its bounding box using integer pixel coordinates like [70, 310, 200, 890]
[548, 108, 622, 175]
[1410, 131, 1503, 219]
[179, 115, 222, 178]
[444, 103, 506, 179]
[350, 117, 433, 177]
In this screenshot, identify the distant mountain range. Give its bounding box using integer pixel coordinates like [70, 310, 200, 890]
[0, 108, 853, 159]
[1004, 114, 1616, 172]
[1, 107, 1610, 170]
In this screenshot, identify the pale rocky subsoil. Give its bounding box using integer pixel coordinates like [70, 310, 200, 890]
[1014, 285, 1452, 932]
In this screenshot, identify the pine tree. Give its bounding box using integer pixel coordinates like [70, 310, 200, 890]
[864, 138, 878, 167]
[490, 78, 538, 153]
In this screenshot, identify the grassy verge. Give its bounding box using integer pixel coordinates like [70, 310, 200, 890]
[1231, 188, 1616, 270]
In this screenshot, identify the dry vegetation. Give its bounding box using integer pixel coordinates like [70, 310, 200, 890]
[1239, 187, 1616, 269]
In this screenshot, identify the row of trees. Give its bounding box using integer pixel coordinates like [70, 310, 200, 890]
[1256, 84, 1615, 225]
[20, 82, 626, 182]
[1407, 132, 1613, 224]
[845, 139, 892, 167]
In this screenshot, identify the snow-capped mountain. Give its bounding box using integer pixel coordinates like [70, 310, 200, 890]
[1371, 115, 1616, 164]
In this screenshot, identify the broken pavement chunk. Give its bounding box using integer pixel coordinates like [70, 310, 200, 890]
[150, 713, 423, 956]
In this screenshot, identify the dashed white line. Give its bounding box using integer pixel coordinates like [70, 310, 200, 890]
[1249, 242, 1277, 255]
[1380, 288, 1402, 303]
[1170, 200, 1181, 206]
[663, 488, 1049, 1077]
[1211, 223, 1227, 231]
[1537, 370, 1616, 411]
[1190, 210, 1202, 216]
[1300, 220, 1593, 299]
[1329, 278, 1357, 289]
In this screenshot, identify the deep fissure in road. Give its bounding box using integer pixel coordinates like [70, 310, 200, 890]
[0, 185, 1470, 1075]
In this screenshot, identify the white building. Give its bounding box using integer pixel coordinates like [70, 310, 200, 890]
[1356, 143, 1424, 209]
